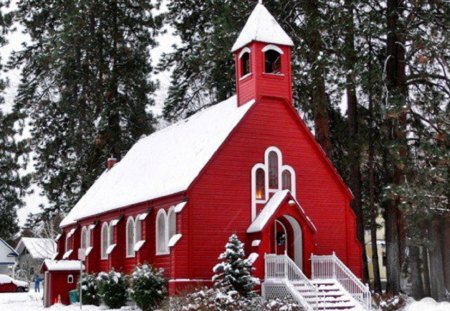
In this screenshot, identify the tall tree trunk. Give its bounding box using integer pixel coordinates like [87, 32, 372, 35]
[344, 0, 368, 283]
[385, 0, 407, 295]
[301, 1, 332, 158]
[428, 218, 446, 301]
[422, 246, 431, 297]
[409, 245, 424, 300]
[443, 215, 450, 292]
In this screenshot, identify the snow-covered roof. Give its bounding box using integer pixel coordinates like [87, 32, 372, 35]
[61, 96, 254, 227]
[247, 190, 316, 233]
[15, 238, 56, 260]
[0, 238, 18, 258]
[231, 3, 294, 52]
[43, 260, 83, 271]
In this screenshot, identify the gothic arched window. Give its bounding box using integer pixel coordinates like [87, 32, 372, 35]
[255, 168, 265, 200]
[282, 170, 292, 192]
[156, 210, 168, 255]
[126, 217, 135, 257]
[101, 222, 109, 259]
[268, 151, 279, 189]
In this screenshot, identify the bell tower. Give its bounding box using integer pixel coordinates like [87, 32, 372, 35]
[232, 3, 294, 107]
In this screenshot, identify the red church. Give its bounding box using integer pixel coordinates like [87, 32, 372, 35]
[49, 3, 371, 310]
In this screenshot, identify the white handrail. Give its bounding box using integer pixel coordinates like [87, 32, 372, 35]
[311, 252, 371, 310]
[265, 253, 318, 311]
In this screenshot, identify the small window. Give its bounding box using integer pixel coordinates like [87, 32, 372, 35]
[101, 223, 109, 259]
[168, 208, 176, 240]
[126, 217, 135, 257]
[265, 50, 282, 74]
[135, 218, 142, 243]
[255, 168, 265, 200]
[268, 151, 279, 189]
[241, 52, 250, 77]
[282, 170, 292, 192]
[156, 210, 168, 254]
[67, 275, 74, 284]
[80, 227, 87, 250]
[65, 236, 71, 253]
[108, 223, 114, 246]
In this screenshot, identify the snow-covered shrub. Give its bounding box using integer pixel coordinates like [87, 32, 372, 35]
[376, 293, 407, 311]
[97, 270, 129, 308]
[212, 234, 257, 297]
[77, 273, 100, 306]
[166, 287, 302, 311]
[130, 264, 168, 311]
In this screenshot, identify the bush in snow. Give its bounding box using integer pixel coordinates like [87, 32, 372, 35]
[97, 270, 128, 309]
[77, 273, 100, 306]
[130, 264, 168, 311]
[166, 287, 302, 311]
[213, 234, 257, 297]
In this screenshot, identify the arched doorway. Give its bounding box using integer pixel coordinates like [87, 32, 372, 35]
[271, 216, 303, 269]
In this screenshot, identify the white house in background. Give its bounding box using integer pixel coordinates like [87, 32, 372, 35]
[0, 238, 18, 276]
[15, 238, 56, 280]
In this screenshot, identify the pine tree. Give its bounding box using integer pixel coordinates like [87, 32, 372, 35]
[0, 7, 29, 243]
[10, 0, 160, 219]
[212, 234, 256, 298]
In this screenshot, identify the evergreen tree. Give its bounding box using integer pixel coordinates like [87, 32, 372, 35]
[0, 7, 28, 243]
[212, 234, 256, 298]
[10, 0, 161, 219]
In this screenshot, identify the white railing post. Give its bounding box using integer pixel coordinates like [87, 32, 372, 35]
[284, 254, 288, 280]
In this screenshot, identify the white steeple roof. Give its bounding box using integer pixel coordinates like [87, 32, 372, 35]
[231, 3, 294, 52]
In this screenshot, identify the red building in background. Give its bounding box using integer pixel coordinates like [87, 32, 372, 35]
[49, 3, 363, 307]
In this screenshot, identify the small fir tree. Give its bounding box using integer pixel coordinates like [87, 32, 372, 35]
[212, 234, 256, 297]
[78, 273, 100, 306]
[97, 270, 128, 309]
[130, 264, 168, 311]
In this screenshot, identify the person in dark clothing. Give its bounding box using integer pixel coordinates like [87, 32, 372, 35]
[34, 275, 41, 293]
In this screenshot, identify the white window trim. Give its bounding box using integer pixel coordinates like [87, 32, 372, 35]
[126, 216, 136, 258]
[238, 47, 251, 59]
[156, 209, 169, 255]
[101, 222, 109, 260]
[251, 146, 297, 221]
[262, 44, 284, 55]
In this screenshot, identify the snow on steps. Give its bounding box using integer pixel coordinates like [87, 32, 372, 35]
[307, 279, 365, 311]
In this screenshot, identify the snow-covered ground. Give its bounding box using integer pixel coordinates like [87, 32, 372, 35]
[0, 291, 127, 311]
[404, 297, 450, 311]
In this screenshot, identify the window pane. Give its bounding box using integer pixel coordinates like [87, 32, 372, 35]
[101, 225, 108, 258]
[135, 219, 142, 242]
[109, 225, 114, 245]
[265, 50, 281, 74]
[86, 229, 91, 248]
[80, 228, 86, 250]
[241, 52, 250, 76]
[282, 170, 292, 191]
[255, 168, 265, 200]
[157, 213, 166, 253]
[127, 219, 134, 256]
[268, 151, 279, 188]
[168, 211, 176, 240]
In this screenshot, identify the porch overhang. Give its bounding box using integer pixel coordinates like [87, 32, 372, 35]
[247, 190, 317, 234]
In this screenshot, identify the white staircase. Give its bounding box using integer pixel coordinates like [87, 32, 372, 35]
[262, 254, 371, 311]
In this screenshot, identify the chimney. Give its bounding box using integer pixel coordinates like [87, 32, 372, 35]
[107, 156, 117, 170]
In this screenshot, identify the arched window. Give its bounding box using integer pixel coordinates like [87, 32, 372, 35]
[65, 236, 71, 253]
[101, 222, 109, 259]
[264, 50, 282, 74]
[126, 217, 135, 257]
[108, 223, 114, 246]
[241, 52, 250, 77]
[255, 168, 265, 200]
[168, 208, 176, 240]
[80, 227, 87, 250]
[268, 151, 279, 189]
[135, 218, 142, 243]
[156, 210, 168, 255]
[282, 170, 292, 192]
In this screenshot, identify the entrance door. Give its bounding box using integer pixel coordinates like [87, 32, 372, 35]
[271, 216, 303, 269]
